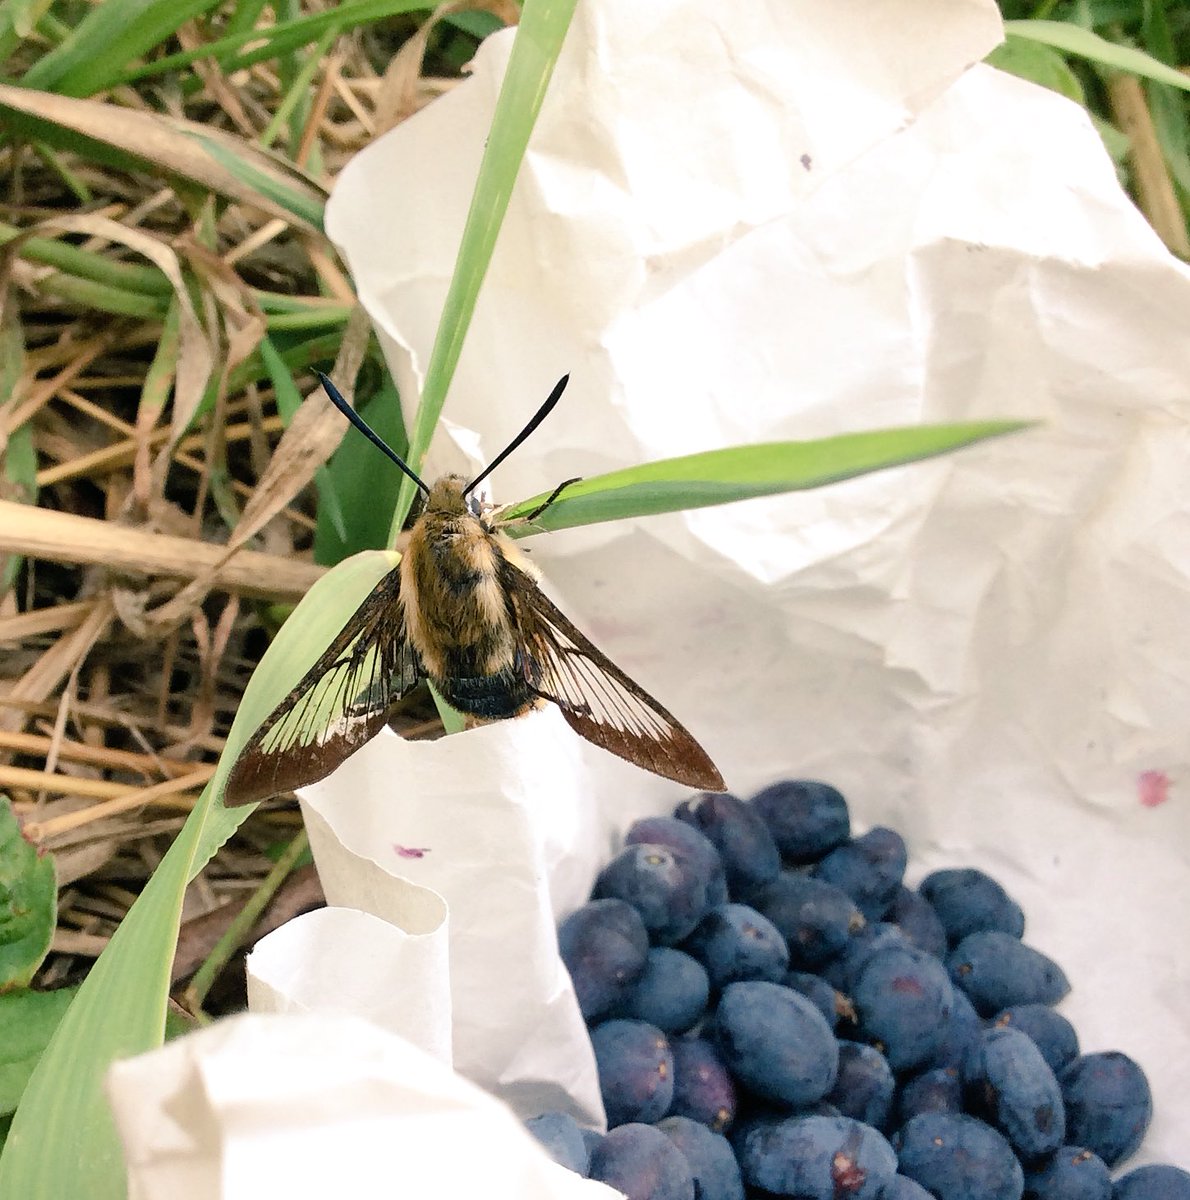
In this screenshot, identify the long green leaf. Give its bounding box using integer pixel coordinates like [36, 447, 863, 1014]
[388, 0, 579, 539]
[1004, 20, 1190, 91]
[500, 420, 1031, 534]
[0, 552, 398, 1199]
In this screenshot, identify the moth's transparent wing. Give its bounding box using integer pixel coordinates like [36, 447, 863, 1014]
[505, 571, 726, 791]
[224, 567, 422, 805]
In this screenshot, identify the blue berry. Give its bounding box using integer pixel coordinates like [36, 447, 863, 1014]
[1113, 1165, 1190, 1200]
[675, 793, 781, 901]
[814, 827, 907, 921]
[784, 970, 852, 1031]
[883, 1178, 936, 1200]
[852, 945, 954, 1072]
[591, 1019, 674, 1128]
[993, 1004, 1080, 1074]
[615, 948, 710, 1034]
[747, 779, 850, 864]
[711, 981, 838, 1107]
[920, 868, 1026, 944]
[589, 1123, 695, 1200]
[595, 843, 713, 945]
[947, 931, 1070, 1016]
[894, 1113, 1024, 1200]
[558, 899, 649, 1020]
[656, 1116, 744, 1200]
[683, 903, 788, 989]
[1059, 1052, 1152, 1167]
[524, 1110, 591, 1176]
[823, 922, 910, 993]
[889, 884, 948, 959]
[1024, 1144, 1111, 1200]
[897, 1067, 963, 1124]
[581, 1126, 604, 1160]
[627, 816, 729, 908]
[737, 1114, 896, 1199]
[824, 1041, 894, 1130]
[931, 984, 982, 1076]
[750, 872, 864, 970]
[971, 1026, 1066, 1160]
[669, 1037, 737, 1132]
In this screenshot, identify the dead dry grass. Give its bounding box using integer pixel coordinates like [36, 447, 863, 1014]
[0, 6, 505, 1009]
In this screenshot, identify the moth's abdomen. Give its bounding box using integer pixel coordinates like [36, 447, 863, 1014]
[436, 669, 537, 720]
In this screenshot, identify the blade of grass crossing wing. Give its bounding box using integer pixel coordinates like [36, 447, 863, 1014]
[501, 420, 1031, 534]
[387, 0, 580, 539]
[0, 551, 400, 1199]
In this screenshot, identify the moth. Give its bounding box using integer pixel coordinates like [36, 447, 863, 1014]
[224, 374, 726, 805]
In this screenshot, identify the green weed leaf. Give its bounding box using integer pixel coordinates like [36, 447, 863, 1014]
[0, 801, 54, 993]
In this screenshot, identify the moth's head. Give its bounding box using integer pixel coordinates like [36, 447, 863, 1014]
[426, 475, 480, 517]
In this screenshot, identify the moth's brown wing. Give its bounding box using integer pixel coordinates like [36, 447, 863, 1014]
[224, 566, 422, 805]
[505, 571, 726, 791]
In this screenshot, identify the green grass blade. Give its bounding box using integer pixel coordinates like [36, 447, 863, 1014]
[0, 550, 399, 1199]
[387, 0, 580, 540]
[0, 221, 173, 297]
[1004, 20, 1190, 91]
[500, 420, 1031, 535]
[260, 25, 340, 150]
[987, 35, 1087, 104]
[0, 0, 54, 60]
[21, 0, 226, 96]
[116, 0, 431, 87]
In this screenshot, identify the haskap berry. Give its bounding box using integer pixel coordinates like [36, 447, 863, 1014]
[615, 947, 710, 1034]
[1023, 1144, 1111, 1200]
[544, 778, 1176, 1199]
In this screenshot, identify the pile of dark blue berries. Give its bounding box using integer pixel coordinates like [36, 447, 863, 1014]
[526, 782, 1190, 1200]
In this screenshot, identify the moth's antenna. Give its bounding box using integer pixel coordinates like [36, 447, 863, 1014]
[316, 371, 430, 496]
[465, 374, 570, 495]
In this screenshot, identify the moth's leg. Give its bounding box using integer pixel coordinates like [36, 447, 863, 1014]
[521, 476, 582, 523]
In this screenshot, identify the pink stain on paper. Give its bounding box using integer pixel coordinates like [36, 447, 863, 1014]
[394, 845, 431, 859]
[1137, 770, 1170, 809]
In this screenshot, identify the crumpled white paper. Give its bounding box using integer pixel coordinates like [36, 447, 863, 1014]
[108, 0, 1190, 1188]
[105, 1014, 618, 1200]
